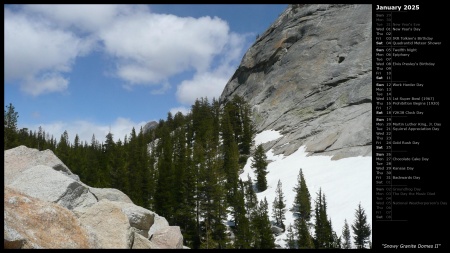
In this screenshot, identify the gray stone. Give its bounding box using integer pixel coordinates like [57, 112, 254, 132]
[111, 202, 155, 238]
[220, 4, 372, 159]
[143, 121, 158, 134]
[150, 226, 183, 249]
[79, 199, 133, 248]
[8, 165, 97, 211]
[148, 214, 170, 237]
[271, 225, 283, 235]
[4, 186, 97, 249]
[132, 232, 160, 249]
[88, 187, 133, 204]
[4, 145, 79, 185]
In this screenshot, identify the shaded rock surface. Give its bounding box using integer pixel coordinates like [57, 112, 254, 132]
[220, 4, 372, 159]
[8, 165, 97, 212]
[150, 226, 184, 249]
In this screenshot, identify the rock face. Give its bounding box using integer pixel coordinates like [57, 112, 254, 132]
[220, 4, 372, 159]
[143, 121, 158, 134]
[4, 186, 98, 249]
[3, 146, 184, 249]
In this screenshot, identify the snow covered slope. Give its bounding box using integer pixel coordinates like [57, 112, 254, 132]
[240, 130, 372, 248]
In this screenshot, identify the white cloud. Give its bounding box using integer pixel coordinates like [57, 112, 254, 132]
[5, 5, 249, 98]
[175, 71, 229, 105]
[21, 73, 69, 97]
[175, 31, 248, 105]
[99, 13, 231, 86]
[4, 8, 93, 96]
[170, 106, 190, 116]
[23, 117, 147, 145]
[22, 4, 141, 33]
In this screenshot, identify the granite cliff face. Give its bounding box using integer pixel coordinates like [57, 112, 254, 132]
[220, 4, 372, 159]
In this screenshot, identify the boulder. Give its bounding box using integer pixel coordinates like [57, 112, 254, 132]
[150, 226, 183, 249]
[111, 201, 155, 238]
[148, 214, 170, 237]
[4, 145, 79, 185]
[271, 225, 283, 235]
[8, 165, 97, 211]
[4, 186, 98, 249]
[132, 233, 160, 249]
[78, 199, 133, 248]
[89, 187, 133, 204]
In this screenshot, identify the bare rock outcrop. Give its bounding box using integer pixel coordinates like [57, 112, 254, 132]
[220, 4, 372, 159]
[150, 226, 184, 249]
[4, 145, 79, 184]
[4, 186, 99, 249]
[3, 145, 184, 249]
[78, 199, 134, 248]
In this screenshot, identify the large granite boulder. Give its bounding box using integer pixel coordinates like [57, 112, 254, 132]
[111, 201, 155, 238]
[148, 213, 170, 237]
[8, 165, 97, 212]
[4, 186, 99, 249]
[78, 199, 134, 248]
[150, 226, 183, 249]
[220, 4, 372, 159]
[4, 145, 79, 184]
[88, 187, 133, 204]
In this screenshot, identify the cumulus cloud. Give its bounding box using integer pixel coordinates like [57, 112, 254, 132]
[170, 106, 191, 116]
[21, 73, 69, 96]
[5, 4, 249, 100]
[23, 117, 148, 145]
[4, 8, 93, 96]
[100, 13, 230, 86]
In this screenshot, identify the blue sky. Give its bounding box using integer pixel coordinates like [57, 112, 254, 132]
[4, 4, 288, 144]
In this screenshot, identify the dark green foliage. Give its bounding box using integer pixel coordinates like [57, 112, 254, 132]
[293, 168, 311, 222]
[313, 189, 337, 249]
[4, 103, 19, 150]
[352, 203, 371, 249]
[252, 197, 275, 249]
[297, 217, 314, 248]
[272, 179, 286, 230]
[251, 144, 268, 192]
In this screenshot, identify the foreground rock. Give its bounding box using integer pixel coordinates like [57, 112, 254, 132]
[4, 187, 98, 249]
[4, 146, 185, 249]
[220, 4, 372, 159]
[8, 165, 97, 212]
[78, 199, 134, 248]
[4, 145, 79, 184]
[150, 226, 184, 249]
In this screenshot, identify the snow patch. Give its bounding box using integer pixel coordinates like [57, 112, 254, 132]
[254, 130, 283, 146]
[240, 145, 372, 248]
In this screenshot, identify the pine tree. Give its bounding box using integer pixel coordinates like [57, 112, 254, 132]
[253, 197, 275, 249]
[342, 219, 352, 249]
[352, 203, 371, 249]
[272, 179, 286, 230]
[251, 144, 268, 192]
[293, 168, 311, 222]
[297, 217, 314, 249]
[284, 224, 297, 249]
[313, 189, 333, 249]
[4, 103, 19, 149]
